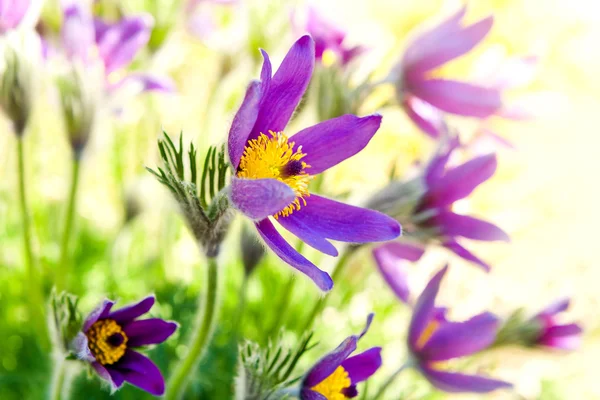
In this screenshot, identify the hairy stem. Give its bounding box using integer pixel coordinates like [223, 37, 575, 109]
[166, 257, 220, 400]
[57, 158, 81, 290]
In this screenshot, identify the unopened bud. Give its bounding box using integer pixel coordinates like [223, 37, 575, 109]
[240, 224, 265, 276]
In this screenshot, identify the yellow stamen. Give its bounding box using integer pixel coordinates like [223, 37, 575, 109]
[311, 366, 352, 400]
[237, 131, 312, 219]
[416, 319, 440, 349]
[86, 319, 128, 365]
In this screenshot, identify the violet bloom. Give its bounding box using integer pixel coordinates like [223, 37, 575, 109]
[373, 241, 425, 304]
[61, 1, 174, 93]
[408, 266, 512, 393]
[413, 138, 509, 271]
[531, 298, 582, 350]
[72, 296, 177, 395]
[395, 7, 502, 138]
[227, 35, 401, 291]
[295, 7, 365, 66]
[0, 0, 31, 33]
[301, 314, 382, 399]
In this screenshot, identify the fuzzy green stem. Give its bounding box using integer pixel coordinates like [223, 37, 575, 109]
[57, 158, 81, 290]
[166, 257, 220, 400]
[372, 363, 410, 400]
[49, 359, 69, 400]
[232, 273, 249, 336]
[301, 247, 356, 332]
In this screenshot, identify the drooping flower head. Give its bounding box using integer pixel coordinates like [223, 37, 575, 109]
[294, 6, 365, 67]
[394, 7, 502, 138]
[72, 296, 177, 395]
[61, 0, 174, 94]
[227, 35, 401, 291]
[408, 266, 512, 393]
[530, 298, 582, 350]
[301, 314, 382, 399]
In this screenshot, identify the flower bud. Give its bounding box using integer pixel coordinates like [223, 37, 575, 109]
[49, 289, 83, 355]
[240, 224, 265, 276]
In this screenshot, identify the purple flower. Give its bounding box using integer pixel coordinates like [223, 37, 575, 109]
[294, 6, 365, 66]
[0, 0, 31, 33]
[373, 241, 424, 304]
[61, 1, 174, 93]
[72, 296, 177, 396]
[414, 137, 509, 271]
[227, 35, 401, 291]
[531, 298, 582, 350]
[301, 314, 382, 399]
[395, 7, 502, 138]
[408, 266, 512, 393]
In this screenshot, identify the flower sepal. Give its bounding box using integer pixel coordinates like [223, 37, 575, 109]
[49, 290, 84, 357]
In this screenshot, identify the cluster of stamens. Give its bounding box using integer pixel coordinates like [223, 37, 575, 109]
[237, 131, 312, 218]
[86, 319, 128, 365]
[311, 366, 352, 400]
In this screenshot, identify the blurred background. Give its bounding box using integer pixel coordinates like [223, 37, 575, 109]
[0, 0, 597, 398]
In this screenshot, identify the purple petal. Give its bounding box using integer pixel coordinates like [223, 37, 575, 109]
[230, 177, 297, 220]
[255, 218, 333, 291]
[408, 266, 447, 352]
[537, 298, 570, 317]
[442, 240, 491, 272]
[113, 350, 165, 396]
[279, 195, 401, 245]
[95, 14, 153, 74]
[0, 0, 30, 30]
[424, 136, 461, 187]
[276, 214, 338, 256]
[424, 153, 497, 207]
[420, 364, 512, 393]
[92, 362, 124, 388]
[419, 312, 499, 361]
[405, 14, 493, 75]
[403, 96, 445, 139]
[106, 368, 126, 389]
[373, 242, 424, 303]
[61, 2, 96, 63]
[538, 323, 582, 350]
[300, 389, 327, 400]
[291, 114, 382, 174]
[83, 299, 114, 331]
[341, 347, 382, 384]
[107, 296, 155, 325]
[115, 73, 176, 93]
[410, 79, 502, 118]
[228, 80, 264, 169]
[249, 35, 315, 142]
[359, 313, 374, 339]
[124, 319, 178, 347]
[70, 332, 95, 362]
[304, 336, 358, 387]
[432, 212, 510, 242]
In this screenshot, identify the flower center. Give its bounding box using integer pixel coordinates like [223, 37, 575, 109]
[416, 319, 440, 349]
[311, 366, 352, 400]
[237, 131, 312, 218]
[86, 319, 128, 365]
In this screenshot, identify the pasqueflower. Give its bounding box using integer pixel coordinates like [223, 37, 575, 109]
[71, 296, 177, 395]
[301, 314, 382, 399]
[227, 35, 401, 291]
[531, 298, 582, 350]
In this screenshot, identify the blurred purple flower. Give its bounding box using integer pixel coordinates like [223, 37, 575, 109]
[394, 7, 502, 138]
[72, 296, 177, 395]
[61, 1, 174, 93]
[0, 0, 31, 33]
[373, 241, 424, 304]
[408, 266, 512, 393]
[227, 35, 401, 291]
[294, 6, 365, 66]
[414, 137, 509, 271]
[531, 298, 582, 350]
[301, 314, 382, 399]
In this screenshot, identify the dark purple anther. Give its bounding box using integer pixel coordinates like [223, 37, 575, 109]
[107, 332, 125, 347]
[281, 160, 304, 177]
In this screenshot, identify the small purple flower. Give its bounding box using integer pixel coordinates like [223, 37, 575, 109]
[414, 137, 509, 271]
[72, 296, 177, 396]
[0, 0, 31, 33]
[408, 266, 512, 393]
[61, 1, 174, 93]
[301, 314, 382, 399]
[373, 241, 424, 304]
[531, 298, 582, 350]
[227, 35, 401, 291]
[395, 7, 502, 138]
[294, 6, 365, 66]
